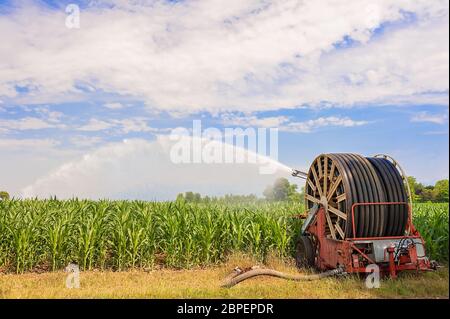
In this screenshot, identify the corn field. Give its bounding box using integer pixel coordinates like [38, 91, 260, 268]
[412, 203, 449, 263]
[0, 199, 447, 273]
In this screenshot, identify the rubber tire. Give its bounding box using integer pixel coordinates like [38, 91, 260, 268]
[295, 236, 315, 269]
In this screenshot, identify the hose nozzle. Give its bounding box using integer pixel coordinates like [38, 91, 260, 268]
[292, 169, 308, 179]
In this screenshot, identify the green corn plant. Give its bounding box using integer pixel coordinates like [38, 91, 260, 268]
[127, 220, 146, 268]
[247, 221, 263, 260]
[0, 199, 447, 273]
[47, 212, 74, 270]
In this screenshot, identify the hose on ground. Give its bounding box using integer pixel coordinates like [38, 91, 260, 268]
[221, 267, 344, 288]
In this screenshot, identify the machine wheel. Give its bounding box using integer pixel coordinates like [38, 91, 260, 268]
[304, 153, 409, 239]
[295, 236, 315, 268]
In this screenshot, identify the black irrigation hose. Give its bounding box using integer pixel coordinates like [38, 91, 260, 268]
[342, 153, 368, 238]
[347, 154, 375, 237]
[221, 268, 344, 288]
[366, 157, 408, 236]
[372, 158, 397, 236]
[367, 158, 397, 236]
[382, 159, 404, 236]
[305, 153, 409, 239]
[384, 159, 408, 235]
[330, 153, 386, 238]
[363, 155, 387, 237]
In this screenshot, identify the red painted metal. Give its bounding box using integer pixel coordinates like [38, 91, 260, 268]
[350, 243, 376, 265]
[304, 203, 433, 277]
[349, 235, 421, 241]
[387, 246, 396, 278]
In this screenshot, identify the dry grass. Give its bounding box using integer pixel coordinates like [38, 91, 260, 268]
[0, 255, 448, 299]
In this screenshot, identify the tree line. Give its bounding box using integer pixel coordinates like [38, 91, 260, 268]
[177, 176, 448, 204]
[407, 177, 448, 203]
[176, 177, 303, 204]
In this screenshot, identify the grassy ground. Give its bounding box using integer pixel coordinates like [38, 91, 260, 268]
[0, 256, 448, 299]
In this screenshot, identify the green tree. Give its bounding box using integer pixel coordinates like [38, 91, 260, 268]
[433, 179, 449, 202]
[184, 191, 195, 202]
[176, 193, 185, 202]
[181, 192, 202, 203]
[407, 176, 419, 202]
[193, 193, 201, 203]
[287, 183, 301, 202]
[421, 186, 435, 202]
[408, 177, 448, 202]
[273, 178, 290, 201]
[0, 191, 9, 200]
[263, 178, 301, 202]
[407, 176, 430, 202]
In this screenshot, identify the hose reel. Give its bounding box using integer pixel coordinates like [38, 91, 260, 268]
[304, 153, 409, 239]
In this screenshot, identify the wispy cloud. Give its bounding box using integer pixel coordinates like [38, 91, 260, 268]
[69, 135, 103, 148]
[0, 137, 60, 150]
[76, 119, 114, 131]
[103, 102, 126, 110]
[110, 118, 156, 134]
[76, 117, 158, 134]
[411, 112, 448, 124]
[221, 114, 290, 128]
[34, 106, 64, 123]
[0, 104, 66, 133]
[283, 117, 368, 133]
[221, 114, 368, 133]
[0, 117, 65, 131]
[0, 1, 447, 113]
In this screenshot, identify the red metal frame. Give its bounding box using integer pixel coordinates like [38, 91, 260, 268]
[303, 202, 433, 278]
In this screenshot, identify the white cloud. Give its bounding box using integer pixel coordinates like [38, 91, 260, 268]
[411, 111, 448, 124]
[0, 137, 83, 197]
[283, 117, 368, 133]
[0, 117, 64, 131]
[221, 114, 368, 132]
[34, 106, 64, 123]
[221, 114, 290, 127]
[21, 136, 291, 200]
[69, 135, 103, 148]
[0, 1, 447, 113]
[307, 18, 449, 107]
[111, 118, 156, 133]
[76, 117, 156, 133]
[0, 138, 60, 150]
[103, 102, 126, 110]
[76, 119, 114, 131]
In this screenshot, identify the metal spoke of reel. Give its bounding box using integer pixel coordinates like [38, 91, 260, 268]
[305, 155, 347, 240]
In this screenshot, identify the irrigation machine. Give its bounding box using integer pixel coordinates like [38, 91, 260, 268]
[291, 153, 437, 278]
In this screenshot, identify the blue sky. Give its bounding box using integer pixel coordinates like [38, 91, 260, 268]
[0, 0, 448, 199]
